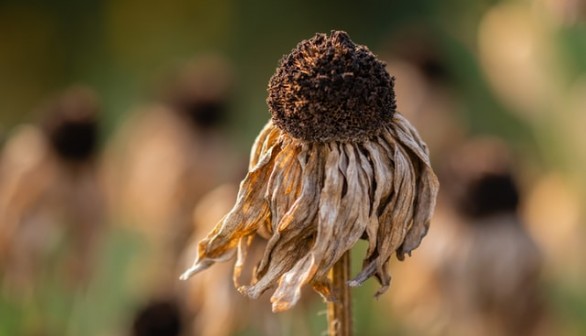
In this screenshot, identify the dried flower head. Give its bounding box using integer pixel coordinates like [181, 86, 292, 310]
[426, 138, 544, 336]
[181, 30, 439, 312]
[0, 86, 105, 290]
[41, 86, 100, 162]
[268, 30, 396, 142]
[161, 55, 234, 130]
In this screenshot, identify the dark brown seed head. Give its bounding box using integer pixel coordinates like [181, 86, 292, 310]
[460, 173, 520, 220]
[267, 30, 396, 142]
[41, 87, 100, 162]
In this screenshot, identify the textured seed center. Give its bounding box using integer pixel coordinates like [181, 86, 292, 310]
[267, 30, 396, 142]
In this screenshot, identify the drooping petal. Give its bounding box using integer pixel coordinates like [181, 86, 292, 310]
[233, 235, 254, 288]
[351, 120, 430, 296]
[182, 112, 439, 311]
[361, 140, 394, 260]
[391, 114, 440, 258]
[270, 143, 371, 311]
[391, 114, 431, 164]
[180, 125, 283, 280]
[240, 143, 325, 300]
[266, 140, 303, 234]
[250, 121, 280, 169]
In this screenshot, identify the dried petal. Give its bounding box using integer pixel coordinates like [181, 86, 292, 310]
[181, 132, 282, 279]
[182, 113, 439, 311]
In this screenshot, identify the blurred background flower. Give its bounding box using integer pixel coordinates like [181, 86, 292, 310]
[0, 0, 585, 335]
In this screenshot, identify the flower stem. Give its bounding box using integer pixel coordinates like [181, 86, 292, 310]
[327, 251, 352, 336]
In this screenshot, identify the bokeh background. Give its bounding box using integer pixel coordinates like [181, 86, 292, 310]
[1, 0, 585, 335]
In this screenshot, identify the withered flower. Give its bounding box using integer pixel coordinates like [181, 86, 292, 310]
[429, 139, 545, 336]
[103, 55, 240, 285]
[181, 31, 439, 312]
[0, 86, 104, 289]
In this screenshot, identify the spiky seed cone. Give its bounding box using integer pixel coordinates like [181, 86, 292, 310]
[268, 30, 396, 142]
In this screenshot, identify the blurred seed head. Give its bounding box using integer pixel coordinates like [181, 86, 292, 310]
[132, 299, 183, 336]
[383, 25, 451, 83]
[40, 86, 100, 163]
[461, 172, 520, 219]
[443, 137, 521, 220]
[158, 55, 234, 131]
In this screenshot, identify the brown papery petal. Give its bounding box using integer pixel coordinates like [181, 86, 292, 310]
[266, 141, 303, 234]
[350, 130, 416, 295]
[271, 142, 371, 311]
[180, 129, 282, 280]
[361, 141, 394, 260]
[391, 114, 439, 258]
[348, 113, 439, 299]
[240, 143, 325, 299]
[182, 113, 439, 311]
[249, 121, 278, 169]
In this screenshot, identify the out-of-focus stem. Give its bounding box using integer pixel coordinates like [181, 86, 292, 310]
[327, 251, 352, 336]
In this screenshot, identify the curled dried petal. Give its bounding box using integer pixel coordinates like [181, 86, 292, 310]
[182, 114, 439, 311]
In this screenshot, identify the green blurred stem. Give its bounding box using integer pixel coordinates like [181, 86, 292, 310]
[327, 251, 352, 336]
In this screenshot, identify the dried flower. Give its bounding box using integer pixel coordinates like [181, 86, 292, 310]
[181, 31, 439, 312]
[41, 86, 100, 163]
[386, 138, 546, 336]
[103, 55, 241, 289]
[0, 86, 105, 289]
[181, 184, 280, 336]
